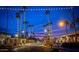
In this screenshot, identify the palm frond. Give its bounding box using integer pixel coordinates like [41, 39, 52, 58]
[16, 12, 20, 19]
[64, 20, 69, 25]
[23, 6, 28, 10]
[45, 10, 50, 15]
[76, 18, 79, 22]
[23, 21, 29, 24]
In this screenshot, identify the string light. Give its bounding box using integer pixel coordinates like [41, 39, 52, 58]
[0, 7, 73, 11]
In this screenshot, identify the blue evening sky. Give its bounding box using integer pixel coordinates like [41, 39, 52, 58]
[0, 6, 79, 37]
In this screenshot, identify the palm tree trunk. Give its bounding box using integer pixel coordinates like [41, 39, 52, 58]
[24, 12, 26, 38]
[66, 24, 68, 34]
[6, 10, 8, 38]
[72, 7, 77, 42]
[74, 24, 77, 42]
[18, 20, 20, 38]
[17, 19, 19, 38]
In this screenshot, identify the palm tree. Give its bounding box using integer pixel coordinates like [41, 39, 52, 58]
[69, 7, 78, 42]
[22, 6, 28, 38]
[16, 12, 20, 38]
[19, 10, 23, 37]
[23, 21, 29, 38]
[6, 9, 8, 38]
[16, 12, 20, 19]
[64, 20, 69, 43]
[16, 6, 28, 38]
[76, 18, 79, 22]
[64, 20, 69, 34]
[45, 10, 52, 37]
[72, 7, 77, 42]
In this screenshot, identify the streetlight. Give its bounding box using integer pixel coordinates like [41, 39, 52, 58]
[59, 21, 65, 27]
[22, 30, 25, 34]
[59, 20, 69, 27]
[15, 34, 19, 38]
[44, 29, 47, 33]
[59, 20, 69, 33]
[59, 20, 69, 43]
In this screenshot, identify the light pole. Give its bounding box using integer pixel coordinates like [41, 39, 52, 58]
[27, 24, 34, 37]
[65, 20, 69, 34]
[21, 30, 25, 38]
[59, 20, 69, 34]
[45, 10, 52, 40]
[59, 20, 69, 43]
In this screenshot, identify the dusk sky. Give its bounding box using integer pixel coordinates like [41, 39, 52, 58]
[0, 6, 79, 37]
